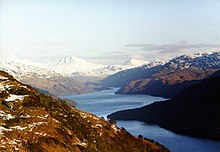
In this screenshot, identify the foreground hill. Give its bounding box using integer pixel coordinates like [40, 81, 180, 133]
[0, 71, 168, 152]
[116, 52, 220, 98]
[108, 70, 220, 140]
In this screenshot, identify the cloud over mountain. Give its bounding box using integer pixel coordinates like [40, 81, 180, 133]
[126, 41, 220, 51]
[124, 41, 220, 60]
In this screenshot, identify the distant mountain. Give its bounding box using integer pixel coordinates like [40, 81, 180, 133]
[46, 56, 105, 76]
[108, 70, 220, 140]
[100, 60, 166, 89]
[0, 58, 90, 96]
[0, 55, 151, 95]
[116, 52, 220, 98]
[72, 64, 143, 79]
[0, 70, 169, 151]
[123, 58, 150, 66]
[71, 58, 150, 79]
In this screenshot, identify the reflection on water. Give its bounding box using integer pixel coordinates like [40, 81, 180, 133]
[63, 88, 220, 152]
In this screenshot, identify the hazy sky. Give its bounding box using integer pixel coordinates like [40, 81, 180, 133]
[1, 0, 220, 64]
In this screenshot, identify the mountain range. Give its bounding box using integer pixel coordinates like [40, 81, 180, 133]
[2, 51, 220, 97]
[102, 51, 220, 98]
[0, 55, 148, 95]
[0, 70, 169, 151]
[100, 60, 166, 89]
[108, 70, 220, 140]
[0, 57, 90, 96]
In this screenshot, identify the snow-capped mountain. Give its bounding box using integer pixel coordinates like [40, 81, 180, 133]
[0, 55, 150, 95]
[0, 57, 90, 96]
[71, 58, 150, 78]
[123, 58, 150, 66]
[72, 65, 132, 78]
[165, 51, 220, 70]
[142, 59, 167, 69]
[0, 58, 59, 80]
[116, 51, 220, 98]
[46, 56, 105, 75]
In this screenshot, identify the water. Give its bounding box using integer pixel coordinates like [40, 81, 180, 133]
[63, 88, 220, 152]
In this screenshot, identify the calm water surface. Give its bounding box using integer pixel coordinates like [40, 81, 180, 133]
[63, 88, 220, 152]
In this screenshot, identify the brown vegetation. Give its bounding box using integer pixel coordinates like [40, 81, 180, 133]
[0, 71, 169, 152]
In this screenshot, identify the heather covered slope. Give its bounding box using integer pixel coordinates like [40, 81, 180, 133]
[0, 71, 168, 152]
[109, 70, 220, 140]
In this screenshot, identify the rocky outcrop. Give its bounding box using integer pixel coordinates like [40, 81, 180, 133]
[108, 70, 220, 140]
[0, 71, 168, 152]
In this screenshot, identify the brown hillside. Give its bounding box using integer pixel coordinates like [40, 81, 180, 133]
[0, 71, 169, 152]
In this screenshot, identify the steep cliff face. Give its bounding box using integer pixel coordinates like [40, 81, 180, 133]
[0, 71, 168, 152]
[109, 70, 220, 140]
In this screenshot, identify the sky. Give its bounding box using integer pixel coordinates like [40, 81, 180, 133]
[1, 0, 220, 65]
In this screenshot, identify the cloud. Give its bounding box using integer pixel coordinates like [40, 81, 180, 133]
[87, 41, 220, 65]
[125, 41, 220, 54]
[84, 51, 131, 65]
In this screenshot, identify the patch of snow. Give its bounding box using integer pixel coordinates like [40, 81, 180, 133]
[20, 114, 31, 118]
[74, 141, 87, 147]
[0, 76, 8, 80]
[28, 122, 46, 127]
[0, 126, 12, 134]
[95, 124, 102, 127]
[0, 110, 5, 117]
[3, 113, 15, 121]
[35, 132, 47, 136]
[27, 122, 48, 132]
[15, 147, 20, 151]
[0, 84, 5, 91]
[0, 83, 14, 92]
[111, 124, 120, 133]
[36, 114, 49, 119]
[80, 113, 88, 119]
[11, 126, 28, 131]
[52, 118, 60, 123]
[5, 94, 27, 102]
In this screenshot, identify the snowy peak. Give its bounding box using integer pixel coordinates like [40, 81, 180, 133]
[0, 58, 60, 80]
[142, 59, 167, 69]
[123, 58, 150, 66]
[72, 65, 132, 78]
[47, 56, 105, 75]
[166, 51, 220, 69]
[49, 56, 90, 65]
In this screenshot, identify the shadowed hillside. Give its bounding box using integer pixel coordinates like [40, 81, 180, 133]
[108, 70, 220, 140]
